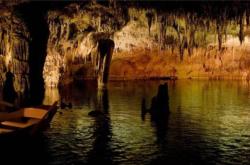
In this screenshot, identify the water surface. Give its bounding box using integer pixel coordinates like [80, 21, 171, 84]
[2, 80, 250, 165]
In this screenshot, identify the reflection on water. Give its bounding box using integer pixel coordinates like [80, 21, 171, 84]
[43, 87, 60, 105]
[2, 80, 250, 165]
[87, 88, 113, 164]
[141, 83, 170, 144]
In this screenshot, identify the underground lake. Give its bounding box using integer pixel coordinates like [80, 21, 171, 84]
[1, 80, 250, 165]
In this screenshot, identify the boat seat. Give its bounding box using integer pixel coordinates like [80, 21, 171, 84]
[1, 118, 40, 129]
[0, 128, 14, 134]
[23, 108, 48, 119]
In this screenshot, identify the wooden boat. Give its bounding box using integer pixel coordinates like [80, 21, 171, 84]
[0, 101, 58, 137]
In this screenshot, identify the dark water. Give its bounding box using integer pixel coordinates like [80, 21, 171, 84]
[1, 80, 250, 165]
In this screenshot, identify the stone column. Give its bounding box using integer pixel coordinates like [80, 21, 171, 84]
[97, 39, 114, 88]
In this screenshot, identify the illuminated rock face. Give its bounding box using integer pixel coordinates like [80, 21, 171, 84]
[109, 4, 250, 80]
[2, 1, 250, 93]
[0, 8, 30, 95]
[43, 2, 250, 85]
[43, 3, 122, 87]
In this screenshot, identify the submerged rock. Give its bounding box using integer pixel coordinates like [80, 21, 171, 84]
[141, 83, 170, 122]
[60, 101, 72, 109]
[150, 83, 170, 121]
[88, 110, 104, 117]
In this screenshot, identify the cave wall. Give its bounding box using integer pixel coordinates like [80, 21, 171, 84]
[43, 1, 250, 83]
[110, 2, 250, 80]
[0, 7, 30, 97]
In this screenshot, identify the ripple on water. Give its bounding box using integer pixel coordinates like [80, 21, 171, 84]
[34, 80, 250, 165]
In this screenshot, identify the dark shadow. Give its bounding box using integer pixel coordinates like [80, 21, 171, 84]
[0, 135, 49, 165]
[2, 71, 17, 105]
[14, 2, 72, 106]
[87, 88, 113, 165]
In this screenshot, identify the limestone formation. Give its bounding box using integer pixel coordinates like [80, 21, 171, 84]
[1, 1, 250, 96]
[43, 2, 123, 87]
[43, 2, 250, 82]
[0, 7, 30, 99]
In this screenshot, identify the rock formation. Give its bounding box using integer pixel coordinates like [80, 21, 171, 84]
[2, 1, 250, 102]
[0, 6, 30, 101]
[43, 2, 123, 87]
[110, 2, 250, 80]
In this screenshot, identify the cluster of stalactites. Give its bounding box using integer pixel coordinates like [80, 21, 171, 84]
[0, 11, 30, 93]
[43, 2, 125, 87]
[144, 6, 250, 60]
[44, 19, 113, 87]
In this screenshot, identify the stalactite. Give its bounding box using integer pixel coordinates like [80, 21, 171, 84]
[24, 41, 28, 61]
[146, 11, 154, 36]
[109, 0, 116, 9]
[246, 11, 250, 26]
[216, 20, 223, 51]
[159, 15, 167, 50]
[186, 14, 197, 56]
[239, 13, 244, 44]
[18, 41, 21, 60]
[224, 26, 227, 41]
[22, 41, 26, 60]
[20, 41, 23, 60]
[0, 9, 30, 95]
